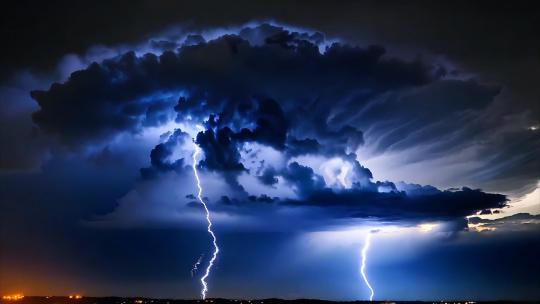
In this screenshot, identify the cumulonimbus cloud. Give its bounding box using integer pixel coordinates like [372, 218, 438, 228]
[29, 23, 513, 229]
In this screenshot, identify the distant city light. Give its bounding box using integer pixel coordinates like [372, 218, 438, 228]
[68, 294, 83, 299]
[2, 294, 24, 301]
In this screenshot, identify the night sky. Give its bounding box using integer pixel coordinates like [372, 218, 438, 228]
[1, 1, 539, 301]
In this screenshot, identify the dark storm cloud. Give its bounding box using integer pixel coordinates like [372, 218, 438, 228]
[29, 53, 179, 144]
[196, 127, 245, 172]
[356, 79, 501, 154]
[193, 97, 289, 162]
[30, 24, 441, 146]
[140, 129, 190, 179]
[285, 187, 507, 221]
[232, 98, 288, 149]
[183, 35, 206, 46]
[281, 162, 326, 196]
[26, 23, 515, 227]
[466, 213, 540, 235]
[193, 131, 507, 225]
[1, 1, 535, 199]
[213, 170, 508, 225]
[258, 167, 278, 186]
[149, 39, 180, 52]
[285, 137, 320, 156]
[468, 213, 540, 230]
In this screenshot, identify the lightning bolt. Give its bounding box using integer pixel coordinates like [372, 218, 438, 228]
[191, 254, 204, 277]
[192, 145, 220, 300]
[360, 232, 374, 301]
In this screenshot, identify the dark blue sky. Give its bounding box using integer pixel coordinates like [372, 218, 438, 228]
[0, 1, 539, 301]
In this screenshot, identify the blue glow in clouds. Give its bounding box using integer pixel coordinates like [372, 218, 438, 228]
[361, 232, 374, 301]
[192, 145, 220, 299]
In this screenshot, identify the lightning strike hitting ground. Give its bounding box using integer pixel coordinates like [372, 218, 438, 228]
[192, 145, 220, 300]
[361, 232, 374, 301]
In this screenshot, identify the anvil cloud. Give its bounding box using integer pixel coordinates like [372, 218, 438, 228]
[29, 24, 511, 229]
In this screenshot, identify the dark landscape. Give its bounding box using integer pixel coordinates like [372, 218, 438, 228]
[2, 298, 539, 304]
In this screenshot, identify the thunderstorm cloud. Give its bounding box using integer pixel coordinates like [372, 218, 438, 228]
[28, 24, 522, 230]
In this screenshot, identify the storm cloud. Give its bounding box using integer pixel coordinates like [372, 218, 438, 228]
[24, 24, 516, 229]
[30, 24, 440, 144]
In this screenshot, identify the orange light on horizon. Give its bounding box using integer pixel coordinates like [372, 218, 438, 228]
[68, 294, 83, 299]
[2, 294, 25, 301]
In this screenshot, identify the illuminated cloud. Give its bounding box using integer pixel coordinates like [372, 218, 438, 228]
[23, 23, 515, 231]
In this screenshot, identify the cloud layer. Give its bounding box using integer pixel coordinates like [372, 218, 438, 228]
[27, 24, 519, 230]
